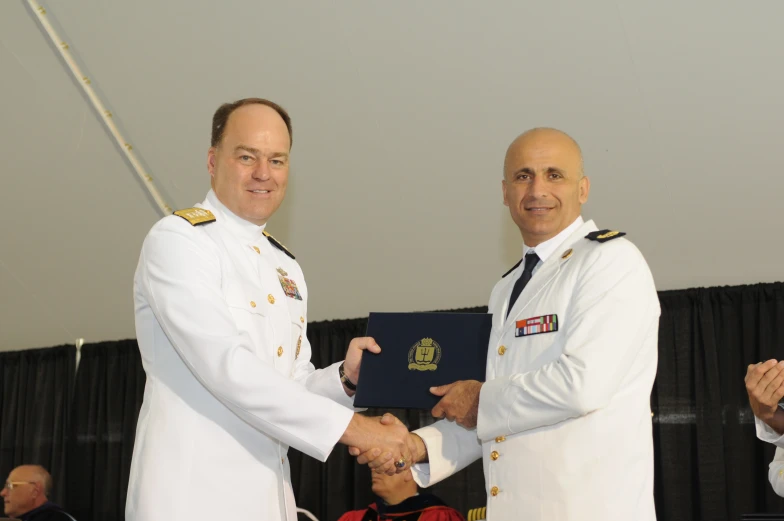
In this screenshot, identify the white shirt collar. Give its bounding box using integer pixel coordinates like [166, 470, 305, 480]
[522, 216, 584, 264]
[205, 189, 267, 242]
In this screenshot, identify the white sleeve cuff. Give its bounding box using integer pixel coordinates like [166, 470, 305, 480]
[756, 412, 784, 447]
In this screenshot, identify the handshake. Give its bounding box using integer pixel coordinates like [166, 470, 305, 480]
[340, 413, 427, 476]
[337, 336, 483, 475]
[337, 379, 483, 475]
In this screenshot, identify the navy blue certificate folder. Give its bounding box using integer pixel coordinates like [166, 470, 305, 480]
[353, 312, 492, 410]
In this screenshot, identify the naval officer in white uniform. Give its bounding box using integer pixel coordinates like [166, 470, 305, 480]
[356, 128, 660, 521]
[127, 98, 412, 521]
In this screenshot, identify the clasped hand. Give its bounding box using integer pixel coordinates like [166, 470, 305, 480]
[746, 359, 784, 434]
[342, 339, 481, 474]
[347, 380, 482, 474]
[345, 413, 419, 475]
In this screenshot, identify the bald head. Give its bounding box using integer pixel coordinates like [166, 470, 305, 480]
[12, 465, 52, 496]
[501, 127, 590, 246]
[2, 465, 51, 518]
[504, 128, 583, 179]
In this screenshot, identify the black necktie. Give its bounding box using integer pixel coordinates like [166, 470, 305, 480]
[506, 252, 540, 318]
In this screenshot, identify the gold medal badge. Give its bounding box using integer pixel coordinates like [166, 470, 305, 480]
[408, 338, 441, 371]
[276, 267, 303, 300]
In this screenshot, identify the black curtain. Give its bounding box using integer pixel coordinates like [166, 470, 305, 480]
[295, 285, 784, 520]
[654, 282, 784, 521]
[65, 340, 145, 521]
[0, 345, 75, 504]
[291, 311, 487, 521]
[3, 282, 784, 521]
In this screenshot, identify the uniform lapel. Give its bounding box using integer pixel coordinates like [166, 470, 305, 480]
[255, 241, 293, 346]
[502, 256, 560, 329]
[198, 200, 261, 290]
[494, 274, 518, 331]
[502, 220, 598, 332]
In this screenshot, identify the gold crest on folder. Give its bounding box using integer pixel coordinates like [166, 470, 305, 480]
[408, 338, 441, 371]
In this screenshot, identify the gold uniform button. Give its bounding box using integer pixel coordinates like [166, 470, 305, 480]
[281, 457, 285, 464]
[495, 436, 506, 443]
[277, 346, 283, 357]
[490, 451, 499, 460]
[498, 345, 506, 355]
[250, 301, 256, 308]
[268, 294, 275, 304]
[490, 486, 499, 497]
[300, 316, 304, 323]
[252, 246, 260, 254]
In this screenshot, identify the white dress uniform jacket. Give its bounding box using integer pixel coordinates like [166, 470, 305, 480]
[755, 408, 784, 496]
[126, 190, 355, 521]
[412, 219, 660, 521]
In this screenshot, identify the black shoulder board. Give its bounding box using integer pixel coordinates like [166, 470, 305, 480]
[585, 229, 626, 243]
[263, 231, 295, 259]
[502, 258, 522, 278]
[173, 208, 216, 226]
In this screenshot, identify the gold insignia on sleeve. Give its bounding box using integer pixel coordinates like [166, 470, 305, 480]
[173, 208, 216, 226]
[296, 336, 302, 359]
[408, 338, 441, 371]
[467, 507, 487, 521]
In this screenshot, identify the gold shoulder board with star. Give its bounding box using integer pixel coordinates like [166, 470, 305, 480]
[585, 229, 626, 243]
[263, 231, 295, 259]
[173, 207, 216, 226]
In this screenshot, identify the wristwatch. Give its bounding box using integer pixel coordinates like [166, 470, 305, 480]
[339, 362, 357, 391]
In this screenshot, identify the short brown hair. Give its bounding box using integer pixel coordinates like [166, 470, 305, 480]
[210, 98, 292, 148]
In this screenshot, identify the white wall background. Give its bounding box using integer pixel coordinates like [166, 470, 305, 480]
[1, 0, 783, 351]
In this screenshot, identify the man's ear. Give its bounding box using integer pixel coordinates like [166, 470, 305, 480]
[207, 147, 217, 177]
[502, 179, 509, 207]
[578, 175, 590, 204]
